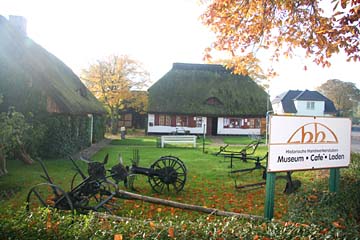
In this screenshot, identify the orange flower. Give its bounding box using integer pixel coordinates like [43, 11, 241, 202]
[114, 234, 123, 240]
[320, 228, 329, 234]
[332, 221, 346, 229]
[168, 227, 175, 238]
[46, 211, 52, 232]
[149, 221, 156, 230]
[307, 195, 318, 201]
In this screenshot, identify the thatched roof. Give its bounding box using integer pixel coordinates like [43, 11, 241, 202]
[0, 16, 106, 115]
[148, 63, 269, 117]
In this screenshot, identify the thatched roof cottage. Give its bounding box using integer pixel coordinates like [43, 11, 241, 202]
[0, 15, 106, 157]
[147, 63, 269, 135]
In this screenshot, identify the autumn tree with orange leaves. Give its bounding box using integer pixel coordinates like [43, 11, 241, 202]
[201, 0, 360, 79]
[81, 55, 150, 134]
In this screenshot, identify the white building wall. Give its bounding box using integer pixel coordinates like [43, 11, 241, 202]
[147, 114, 207, 134]
[272, 102, 284, 114]
[294, 100, 325, 116]
[216, 117, 261, 135]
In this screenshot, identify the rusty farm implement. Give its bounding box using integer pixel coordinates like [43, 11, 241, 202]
[26, 151, 187, 214]
[25, 147, 300, 219]
[214, 140, 301, 194]
[228, 152, 301, 194]
[214, 140, 262, 168]
[25, 151, 263, 219]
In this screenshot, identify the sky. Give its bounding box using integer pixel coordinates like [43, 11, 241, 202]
[1, 0, 359, 99]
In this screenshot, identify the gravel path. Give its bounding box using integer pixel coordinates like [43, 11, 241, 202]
[207, 136, 225, 146]
[351, 131, 360, 153]
[74, 138, 112, 159]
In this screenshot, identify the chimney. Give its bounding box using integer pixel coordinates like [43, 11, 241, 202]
[9, 15, 27, 36]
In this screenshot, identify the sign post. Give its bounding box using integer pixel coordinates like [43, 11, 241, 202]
[202, 121, 206, 153]
[329, 168, 340, 192]
[264, 172, 276, 219]
[265, 115, 351, 220]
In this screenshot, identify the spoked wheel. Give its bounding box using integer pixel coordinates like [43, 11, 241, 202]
[70, 172, 87, 191]
[148, 156, 187, 193]
[92, 180, 121, 214]
[26, 183, 74, 213]
[69, 178, 120, 214]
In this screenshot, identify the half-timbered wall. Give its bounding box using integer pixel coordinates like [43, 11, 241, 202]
[148, 114, 265, 136]
[148, 114, 206, 134]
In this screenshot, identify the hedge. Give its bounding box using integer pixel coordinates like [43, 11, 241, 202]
[0, 205, 358, 240]
[39, 113, 105, 158]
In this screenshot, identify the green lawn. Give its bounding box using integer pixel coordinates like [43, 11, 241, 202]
[223, 135, 266, 145]
[110, 136, 158, 146]
[1, 136, 359, 239]
[110, 135, 212, 148]
[1, 135, 359, 239]
[0, 135, 322, 221]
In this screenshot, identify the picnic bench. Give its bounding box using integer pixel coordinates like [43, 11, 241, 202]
[161, 135, 197, 148]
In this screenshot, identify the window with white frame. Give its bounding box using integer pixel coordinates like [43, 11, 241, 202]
[176, 116, 188, 127]
[223, 117, 261, 128]
[306, 101, 315, 110]
[159, 114, 172, 126]
[195, 116, 203, 127]
[223, 117, 243, 128]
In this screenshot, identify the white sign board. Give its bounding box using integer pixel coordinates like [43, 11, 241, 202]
[268, 115, 351, 172]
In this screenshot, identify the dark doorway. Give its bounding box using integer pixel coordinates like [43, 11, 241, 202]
[206, 118, 212, 136]
[211, 117, 218, 135]
[206, 117, 218, 136]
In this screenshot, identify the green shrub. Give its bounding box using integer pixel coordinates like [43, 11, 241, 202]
[22, 114, 47, 158]
[93, 115, 106, 143]
[0, 107, 105, 160]
[347, 153, 360, 178]
[39, 114, 106, 158]
[1, 206, 358, 239]
[0, 108, 46, 167]
[283, 153, 360, 236]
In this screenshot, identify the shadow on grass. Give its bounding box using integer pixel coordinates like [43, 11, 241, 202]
[110, 137, 158, 146]
[110, 136, 213, 147]
[223, 135, 266, 145]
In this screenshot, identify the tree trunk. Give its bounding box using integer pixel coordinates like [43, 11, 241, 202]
[0, 153, 8, 177]
[115, 189, 263, 220]
[110, 109, 119, 134]
[16, 138, 33, 165]
[0, 145, 8, 176]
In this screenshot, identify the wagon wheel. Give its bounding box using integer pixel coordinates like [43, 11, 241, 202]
[26, 183, 74, 213]
[70, 176, 120, 214]
[94, 180, 121, 214]
[148, 156, 187, 193]
[70, 172, 87, 191]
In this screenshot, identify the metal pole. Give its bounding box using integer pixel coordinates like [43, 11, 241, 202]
[329, 168, 340, 193]
[203, 120, 206, 153]
[264, 172, 276, 220]
[265, 111, 273, 145]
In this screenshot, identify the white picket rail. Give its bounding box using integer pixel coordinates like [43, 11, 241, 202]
[160, 135, 196, 148]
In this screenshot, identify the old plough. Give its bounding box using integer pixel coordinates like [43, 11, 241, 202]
[213, 139, 300, 194]
[26, 151, 187, 214]
[214, 140, 262, 168]
[229, 152, 301, 194]
[26, 152, 263, 219]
